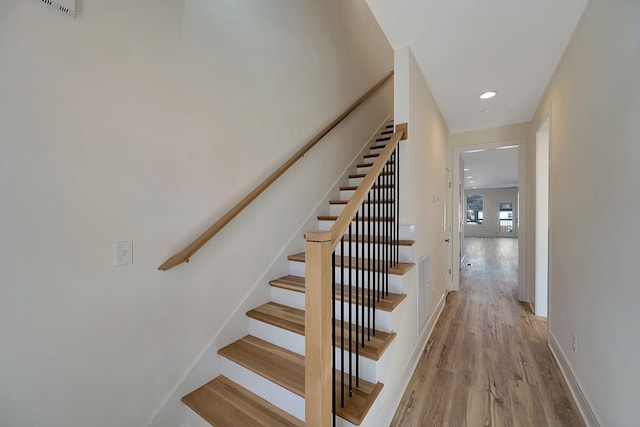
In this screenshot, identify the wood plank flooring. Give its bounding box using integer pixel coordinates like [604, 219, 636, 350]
[391, 238, 584, 427]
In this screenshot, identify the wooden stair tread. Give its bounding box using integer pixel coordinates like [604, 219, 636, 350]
[349, 171, 393, 179]
[247, 302, 305, 335]
[247, 302, 396, 361]
[340, 184, 393, 191]
[329, 199, 395, 205]
[269, 275, 407, 312]
[317, 215, 395, 222]
[219, 335, 305, 396]
[288, 253, 415, 275]
[357, 161, 392, 168]
[219, 335, 384, 425]
[182, 375, 303, 427]
[363, 153, 380, 158]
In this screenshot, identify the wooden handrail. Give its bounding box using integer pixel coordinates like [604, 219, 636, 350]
[329, 126, 406, 250]
[158, 71, 394, 271]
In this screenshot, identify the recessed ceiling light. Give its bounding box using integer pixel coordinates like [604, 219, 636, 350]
[467, 176, 472, 178]
[464, 168, 470, 171]
[473, 186, 477, 189]
[482, 108, 495, 113]
[480, 90, 497, 100]
[470, 180, 475, 183]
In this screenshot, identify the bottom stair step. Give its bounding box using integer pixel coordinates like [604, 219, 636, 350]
[182, 375, 303, 427]
[219, 335, 383, 425]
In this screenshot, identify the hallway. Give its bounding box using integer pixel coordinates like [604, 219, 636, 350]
[391, 238, 584, 426]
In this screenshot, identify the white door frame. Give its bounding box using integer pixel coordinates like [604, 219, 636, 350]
[449, 138, 528, 301]
[535, 117, 550, 316]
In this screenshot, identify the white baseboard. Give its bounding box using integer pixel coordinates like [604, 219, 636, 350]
[380, 291, 447, 426]
[548, 331, 600, 427]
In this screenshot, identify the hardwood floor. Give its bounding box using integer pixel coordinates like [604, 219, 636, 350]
[391, 238, 584, 427]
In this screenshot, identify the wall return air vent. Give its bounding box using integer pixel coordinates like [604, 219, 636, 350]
[34, 0, 77, 17]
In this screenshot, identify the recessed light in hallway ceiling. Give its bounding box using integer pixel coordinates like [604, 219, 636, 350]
[479, 90, 497, 99]
[364, 0, 589, 132]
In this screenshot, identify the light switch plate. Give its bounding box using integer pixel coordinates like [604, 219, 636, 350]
[114, 241, 133, 266]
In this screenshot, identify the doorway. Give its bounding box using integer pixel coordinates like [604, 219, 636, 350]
[535, 118, 550, 317]
[450, 139, 527, 301]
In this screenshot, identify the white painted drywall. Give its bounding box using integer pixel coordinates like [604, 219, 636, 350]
[529, 0, 640, 425]
[395, 46, 448, 323]
[376, 46, 449, 424]
[534, 121, 549, 317]
[0, 1, 392, 426]
[463, 187, 519, 238]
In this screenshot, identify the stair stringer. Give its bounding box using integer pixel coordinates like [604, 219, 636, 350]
[148, 116, 392, 427]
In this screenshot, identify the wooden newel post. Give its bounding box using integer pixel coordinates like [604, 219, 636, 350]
[305, 230, 333, 427]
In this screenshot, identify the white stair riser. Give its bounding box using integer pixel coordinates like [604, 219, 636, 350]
[349, 174, 394, 187]
[318, 220, 415, 240]
[288, 261, 403, 294]
[248, 319, 379, 383]
[341, 189, 395, 201]
[330, 203, 396, 217]
[218, 357, 305, 421]
[334, 243, 413, 263]
[318, 220, 409, 238]
[269, 287, 394, 332]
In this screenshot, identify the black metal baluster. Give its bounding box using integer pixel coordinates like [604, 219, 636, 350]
[386, 160, 390, 296]
[355, 212, 360, 387]
[348, 222, 353, 397]
[392, 151, 396, 266]
[368, 190, 373, 340]
[340, 236, 345, 408]
[332, 250, 337, 427]
[377, 174, 382, 303]
[397, 144, 400, 264]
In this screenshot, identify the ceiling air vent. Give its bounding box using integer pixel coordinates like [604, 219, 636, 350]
[34, 0, 77, 17]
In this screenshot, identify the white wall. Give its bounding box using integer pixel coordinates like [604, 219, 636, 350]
[464, 187, 519, 238]
[377, 46, 449, 423]
[0, 1, 392, 426]
[529, 1, 640, 425]
[395, 46, 448, 323]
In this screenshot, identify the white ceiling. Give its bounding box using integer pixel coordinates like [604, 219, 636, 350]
[461, 147, 518, 189]
[366, 0, 588, 133]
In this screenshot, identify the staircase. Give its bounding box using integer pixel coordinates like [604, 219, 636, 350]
[181, 121, 415, 426]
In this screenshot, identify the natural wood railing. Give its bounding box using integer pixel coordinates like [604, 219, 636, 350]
[158, 71, 394, 271]
[305, 124, 407, 426]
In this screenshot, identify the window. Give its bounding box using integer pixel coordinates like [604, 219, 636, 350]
[499, 202, 513, 233]
[466, 194, 484, 225]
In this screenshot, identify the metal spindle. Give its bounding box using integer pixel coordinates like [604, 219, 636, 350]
[340, 236, 345, 408]
[332, 251, 337, 427]
[368, 190, 373, 339]
[397, 144, 400, 263]
[377, 175, 382, 303]
[355, 212, 360, 386]
[348, 222, 353, 397]
[385, 162, 389, 296]
[392, 151, 396, 266]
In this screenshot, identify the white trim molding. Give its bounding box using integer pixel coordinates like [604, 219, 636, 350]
[382, 291, 448, 426]
[548, 331, 601, 427]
